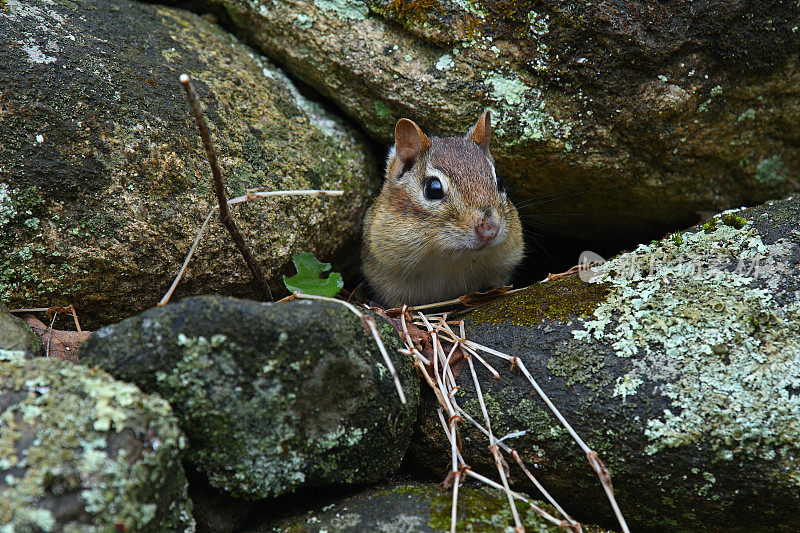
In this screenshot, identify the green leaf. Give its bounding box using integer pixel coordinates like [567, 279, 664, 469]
[282, 252, 344, 298]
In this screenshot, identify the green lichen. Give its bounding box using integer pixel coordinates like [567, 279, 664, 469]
[374, 100, 391, 120]
[483, 73, 569, 143]
[435, 53, 454, 70]
[314, 0, 369, 20]
[293, 13, 314, 29]
[736, 108, 756, 123]
[547, 340, 609, 390]
[613, 371, 643, 403]
[755, 154, 788, 186]
[573, 221, 800, 461]
[84, 298, 419, 500]
[470, 276, 609, 327]
[0, 358, 192, 531]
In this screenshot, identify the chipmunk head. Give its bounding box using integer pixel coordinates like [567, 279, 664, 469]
[361, 111, 523, 306]
[383, 111, 511, 253]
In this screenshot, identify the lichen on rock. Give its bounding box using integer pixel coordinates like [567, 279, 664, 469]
[0, 356, 193, 531]
[80, 296, 420, 500]
[0, 0, 377, 327]
[409, 196, 800, 530]
[575, 216, 800, 460]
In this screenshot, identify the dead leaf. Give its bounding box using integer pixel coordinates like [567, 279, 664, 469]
[22, 315, 90, 363]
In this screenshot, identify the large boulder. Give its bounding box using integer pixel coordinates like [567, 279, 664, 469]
[409, 195, 800, 531]
[80, 296, 420, 500]
[0, 353, 193, 531]
[0, 0, 377, 328]
[192, 0, 798, 241]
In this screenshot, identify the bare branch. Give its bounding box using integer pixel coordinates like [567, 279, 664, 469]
[180, 73, 271, 301]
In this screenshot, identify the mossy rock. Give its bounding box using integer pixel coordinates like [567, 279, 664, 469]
[409, 196, 800, 531]
[0, 304, 42, 359]
[189, 0, 796, 242]
[81, 296, 420, 500]
[0, 0, 377, 328]
[0, 354, 193, 532]
[256, 481, 614, 532]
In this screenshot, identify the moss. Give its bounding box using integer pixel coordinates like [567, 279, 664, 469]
[470, 276, 609, 327]
[390, 483, 582, 532]
[378, 0, 441, 24]
[721, 213, 747, 229]
[374, 100, 391, 119]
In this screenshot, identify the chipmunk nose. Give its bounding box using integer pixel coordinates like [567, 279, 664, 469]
[475, 219, 500, 243]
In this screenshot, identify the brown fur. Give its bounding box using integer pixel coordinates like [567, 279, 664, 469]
[362, 114, 524, 307]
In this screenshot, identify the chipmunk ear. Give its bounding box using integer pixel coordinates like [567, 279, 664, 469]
[395, 118, 431, 173]
[468, 110, 491, 153]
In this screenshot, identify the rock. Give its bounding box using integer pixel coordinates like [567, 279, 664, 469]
[0, 0, 377, 328]
[188, 467, 256, 533]
[409, 196, 800, 530]
[80, 296, 420, 499]
[193, 0, 798, 241]
[0, 303, 41, 359]
[0, 353, 193, 531]
[254, 481, 613, 532]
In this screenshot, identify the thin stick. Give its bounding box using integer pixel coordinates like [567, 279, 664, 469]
[291, 293, 406, 404]
[12, 305, 82, 333]
[510, 449, 580, 529]
[399, 307, 430, 365]
[46, 309, 57, 358]
[228, 189, 343, 204]
[158, 189, 343, 306]
[180, 73, 271, 301]
[468, 337, 629, 533]
[463, 470, 564, 528]
[463, 351, 522, 531]
[450, 470, 461, 533]
[160, 207, 217, 306]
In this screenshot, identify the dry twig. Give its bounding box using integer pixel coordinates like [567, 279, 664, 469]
[400, 309, 630, 532]
[158, 188, 342, 306]
[180, 73, 271, 301]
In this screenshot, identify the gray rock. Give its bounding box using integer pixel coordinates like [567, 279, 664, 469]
[189, 0, 798, 241]
[253, 481, 614, 532]
[0, 303, 41, 359]
[0, 0, 377, 327]
[0, 353, 193, 532]
[80, 296, 420, 500]
[409, 196, 800, 530]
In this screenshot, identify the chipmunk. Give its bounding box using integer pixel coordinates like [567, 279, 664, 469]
[361, 111, 524, 307]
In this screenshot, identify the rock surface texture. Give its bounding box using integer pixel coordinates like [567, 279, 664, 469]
[0, 354, 193, 532]
[0, 304, 41, 359]
[410, 196, 800, 531]
[0, 0, 377, 327]
[195, 0, 797, 240]
[81, 296, 420, 500]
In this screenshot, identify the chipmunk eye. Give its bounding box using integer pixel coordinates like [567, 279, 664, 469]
[423, 177, 444, 200]
[496, 174, 505, 192]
